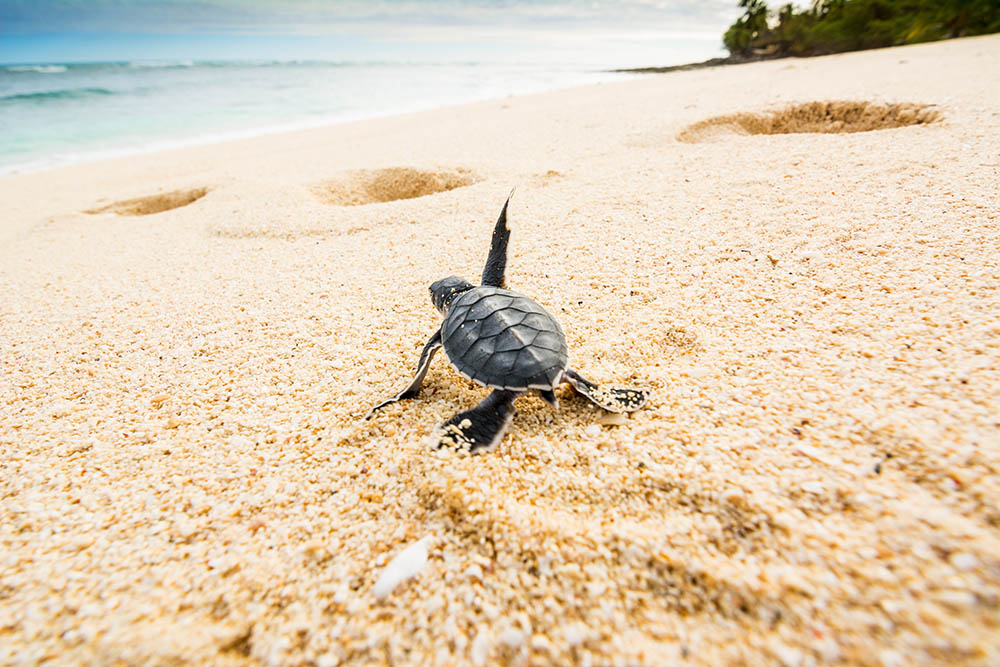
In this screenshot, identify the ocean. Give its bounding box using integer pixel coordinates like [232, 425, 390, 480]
[0, 60, 634, 175]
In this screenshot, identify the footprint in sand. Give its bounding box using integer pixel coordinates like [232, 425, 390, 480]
[677, 100, 941, 143]
[86, 187, 209, 216]
[311, 166, 478, 206]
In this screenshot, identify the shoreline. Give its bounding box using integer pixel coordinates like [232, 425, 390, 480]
[0, 104, 459, 177]
[0, 61, 638, 178]
[611, 53, 778, 74]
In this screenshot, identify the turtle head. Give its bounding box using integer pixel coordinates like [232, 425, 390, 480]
[430, 276, 473, 315]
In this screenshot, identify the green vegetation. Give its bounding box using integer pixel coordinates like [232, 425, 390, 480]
[723, 0, 1000, 58]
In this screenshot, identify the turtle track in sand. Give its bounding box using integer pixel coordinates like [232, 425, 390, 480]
[85, 187, 209, 216]
[677, 101, 941, 143]
[312, 167, 478, 206]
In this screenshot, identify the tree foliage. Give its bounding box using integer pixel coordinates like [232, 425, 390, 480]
[724, 0, 771, 54]
[723, 0, 1000, 58]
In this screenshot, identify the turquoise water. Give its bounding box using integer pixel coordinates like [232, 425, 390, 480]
[0, 60, 631, 174]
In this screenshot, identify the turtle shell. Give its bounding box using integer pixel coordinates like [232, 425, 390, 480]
[441, 286, 568, 391]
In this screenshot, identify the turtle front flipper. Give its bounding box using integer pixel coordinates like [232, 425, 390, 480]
[563, 368, 648, 414]
[437, 390, 520, 452]
[366, 329, 442, 419]
[480, 189, 514, 288]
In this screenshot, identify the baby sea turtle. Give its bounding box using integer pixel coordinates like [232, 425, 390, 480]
[367, 192, 648, 451]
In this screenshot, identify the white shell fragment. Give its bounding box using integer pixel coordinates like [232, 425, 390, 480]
[373, 536, 433, 600]
[597, 411, 628, 426]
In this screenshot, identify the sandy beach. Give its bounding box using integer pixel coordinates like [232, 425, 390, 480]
[2, 34, 999, 665]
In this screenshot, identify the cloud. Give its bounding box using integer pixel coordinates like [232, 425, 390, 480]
[1, 0, 744, 64]
[2, 0, 743, 36]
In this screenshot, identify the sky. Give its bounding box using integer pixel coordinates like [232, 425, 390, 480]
[0, 1, 749, 66]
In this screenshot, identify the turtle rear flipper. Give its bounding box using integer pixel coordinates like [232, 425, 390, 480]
[538, 388, 557, 406]
[437, 390, 520, 452]
[563, 368, 647, 413]
[366, 329, 441, 419]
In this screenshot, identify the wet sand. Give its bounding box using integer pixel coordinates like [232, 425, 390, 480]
[1, 35, 999, 666]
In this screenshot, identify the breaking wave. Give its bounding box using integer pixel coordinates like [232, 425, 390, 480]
[2, 87, 116, 103]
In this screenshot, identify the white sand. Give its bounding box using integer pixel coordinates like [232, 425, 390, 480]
[1, 35, 999, 665]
